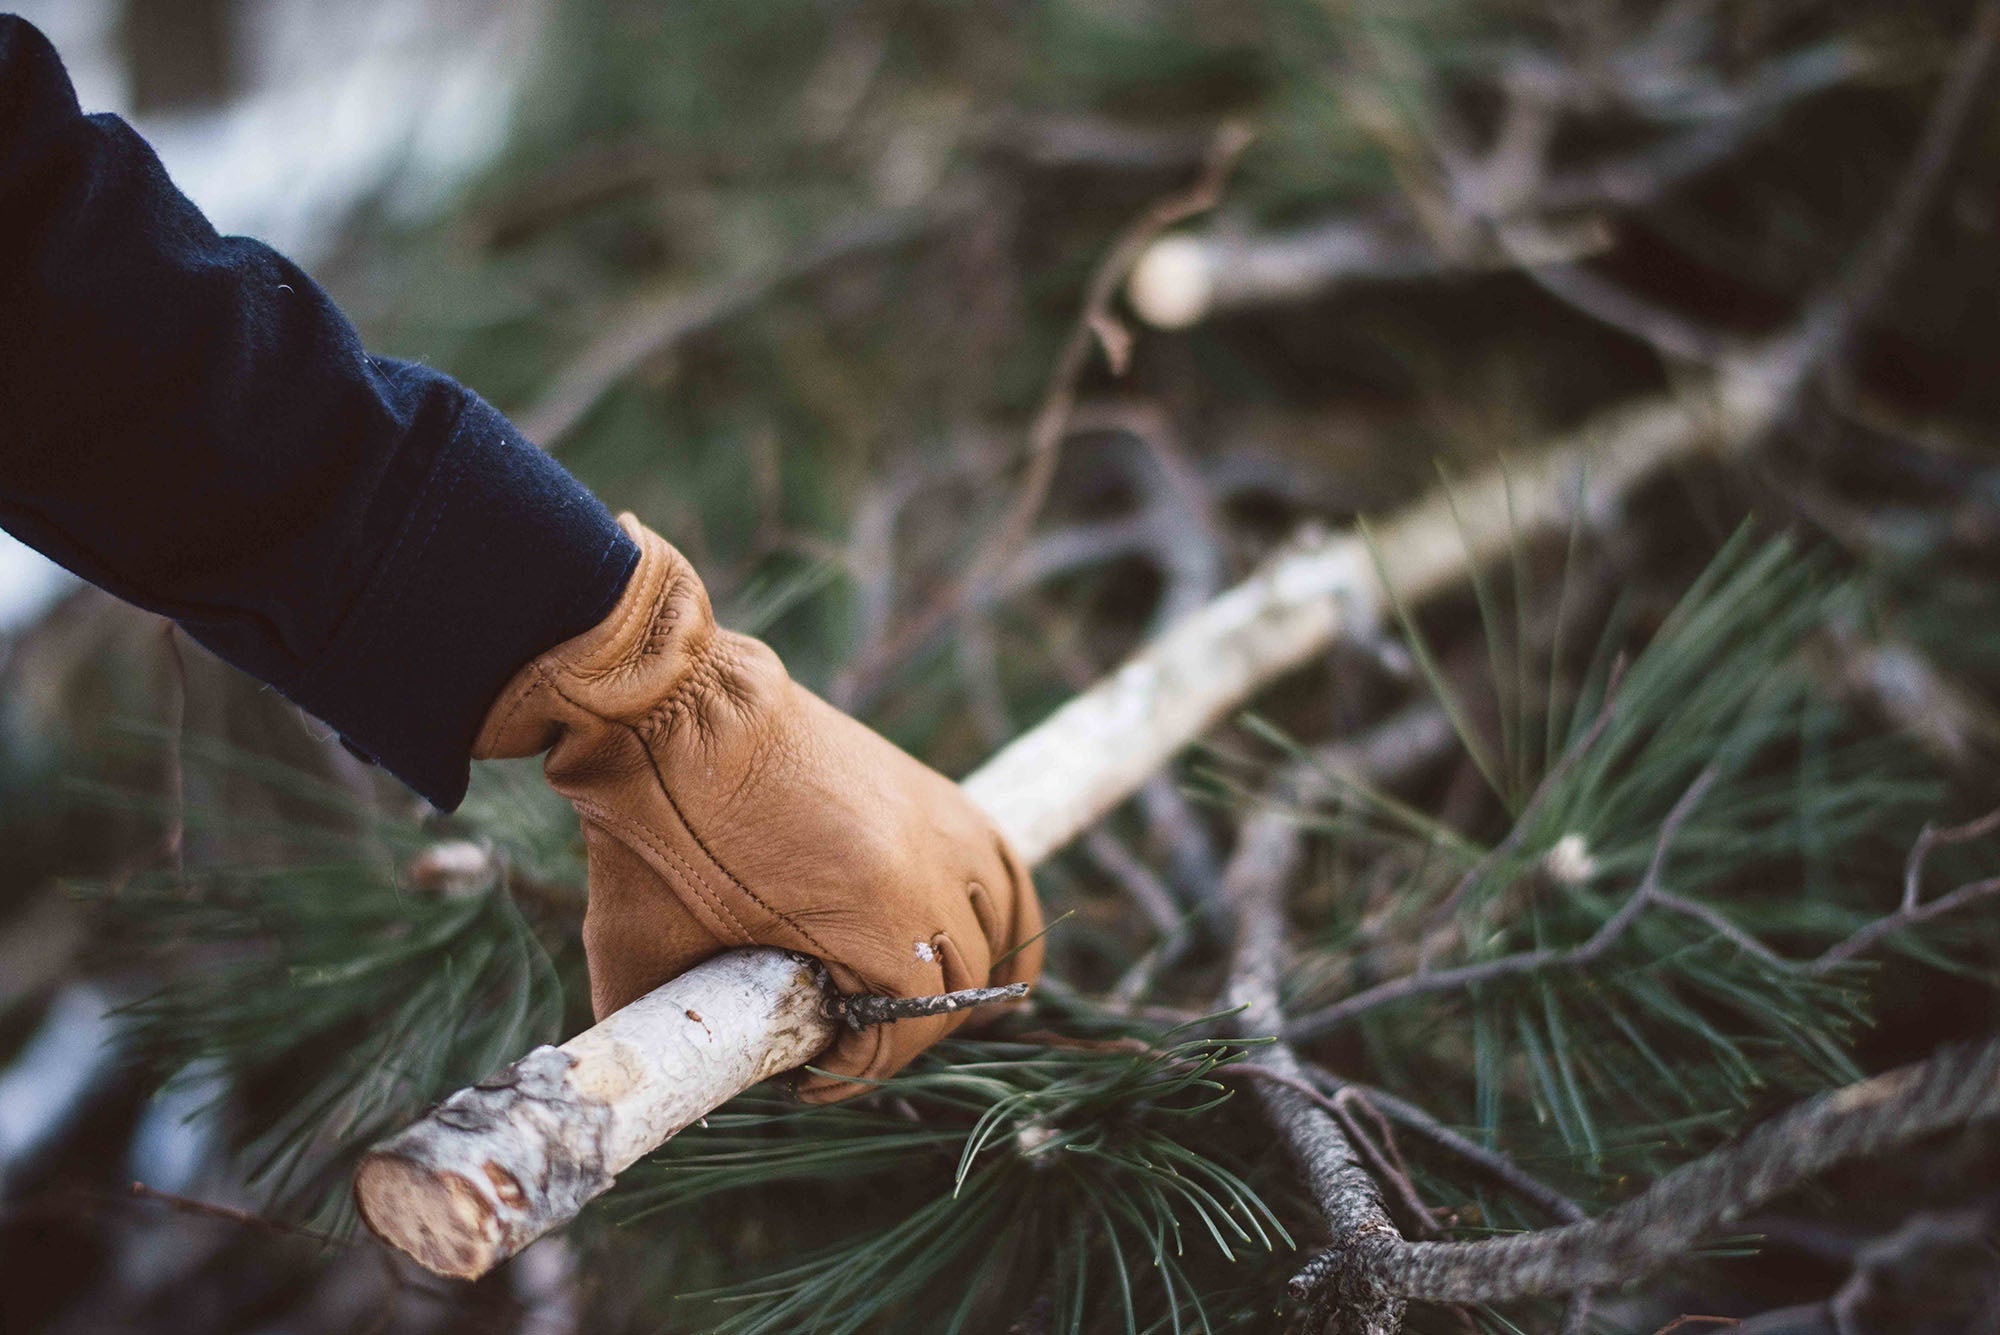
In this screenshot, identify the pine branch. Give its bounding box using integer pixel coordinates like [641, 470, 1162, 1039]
[1287, 766, 1719, 1041]
[1242, 786, 2000, 1323]
[1291, 787, 2000, 1044]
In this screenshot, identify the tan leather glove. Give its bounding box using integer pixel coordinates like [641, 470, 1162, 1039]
[474, 515, 1043, 1100]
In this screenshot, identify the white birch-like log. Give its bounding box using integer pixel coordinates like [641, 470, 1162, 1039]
[354, 949, 834, 1279]
[358, 347, 1792, 1280]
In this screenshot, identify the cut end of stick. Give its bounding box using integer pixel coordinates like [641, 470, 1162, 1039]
[355, 1152, 506, 1281]
[355, 952, 836, 1280]
[352, 1043, 617, 1281]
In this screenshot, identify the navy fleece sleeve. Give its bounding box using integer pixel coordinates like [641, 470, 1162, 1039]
[0, 15, 638, 809]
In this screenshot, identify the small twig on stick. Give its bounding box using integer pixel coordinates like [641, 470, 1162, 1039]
[835, 983, 1031, 1029]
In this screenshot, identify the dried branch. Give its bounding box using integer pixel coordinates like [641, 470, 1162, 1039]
[1127, 34, 1857, 329]
[1789, 0, 2000, 378]
[1373, 1035, 2000, 1303]
[838, 124, 1252, 694]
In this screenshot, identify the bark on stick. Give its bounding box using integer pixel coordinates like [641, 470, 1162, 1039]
[358, 356, 1785, 1280]
[354, 949, 834, 1279]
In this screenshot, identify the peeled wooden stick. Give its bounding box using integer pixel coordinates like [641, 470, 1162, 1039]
[356, 349, 1791, 1280]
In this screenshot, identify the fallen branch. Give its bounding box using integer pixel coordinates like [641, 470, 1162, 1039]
[1125, 34, 1861, 330]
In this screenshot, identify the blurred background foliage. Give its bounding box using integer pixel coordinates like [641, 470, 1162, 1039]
[4, 0, 2000, 1331]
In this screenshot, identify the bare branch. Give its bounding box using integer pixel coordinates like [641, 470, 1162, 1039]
[842, 124, 1253, 691]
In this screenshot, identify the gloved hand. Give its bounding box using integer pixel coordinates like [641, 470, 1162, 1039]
[474, 515, 1043, 1100]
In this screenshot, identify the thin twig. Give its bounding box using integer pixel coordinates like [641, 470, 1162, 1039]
[1810, 806, 2000, 973]
[1306, 1068, 1587, 1226]
[129, 1181, 342, 1247]
[1790, 0, 2000, 378]
[1084, 828, 1188, 940]
[837, 983, 1031, 1028]
[842, 124, 1252, 698]
[519, 200, 955, 451]
[972, 122, 1252, 590]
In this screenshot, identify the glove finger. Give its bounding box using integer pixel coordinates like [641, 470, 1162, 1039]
[979, 839, 1045, 991]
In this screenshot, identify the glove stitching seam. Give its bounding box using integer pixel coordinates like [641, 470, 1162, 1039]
[521, 608, 888, 1004]
[478, 662, 547, 752]
[569, 569, 683, 683]
[574, 797, 762, 950]
[633, 738, 842, 965]
[541, 665, 839, 967]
